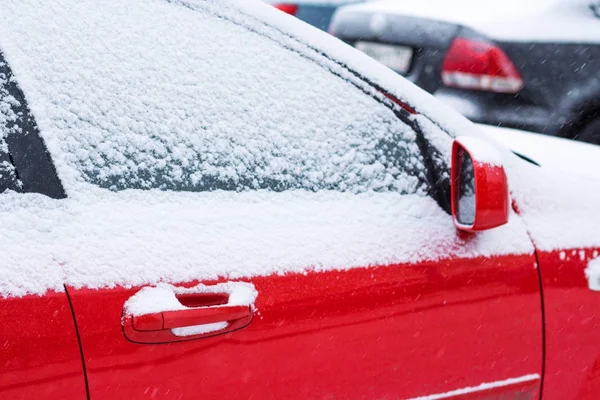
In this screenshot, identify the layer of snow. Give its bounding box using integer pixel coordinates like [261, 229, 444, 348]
[0, 0, 427, 196]
[407, 374, 540, 400]
[455, 136, 503, 167]
[1, 0, 595, 300]
[0, 190, 534, 297]
[336, 0, 600, 43]
[584, 258, 600, 291]
[124, 282, 257, 337]
[507, 160, 600, 252]
[479, 124, 600, 180]
[124, 282, 257, 316]
[171, 322, 228, 337]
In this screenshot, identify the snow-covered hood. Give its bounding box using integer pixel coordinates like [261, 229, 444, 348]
[337, 0, 599, 43]
[479, 124, 600, 181]
[509, 159, 600, 252]
[478, 124, 600, 252]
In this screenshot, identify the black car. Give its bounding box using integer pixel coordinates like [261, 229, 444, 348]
[330, 0, 600, 143]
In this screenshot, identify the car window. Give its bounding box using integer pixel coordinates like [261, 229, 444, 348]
[0, 53, 64, 198]
[0, 1, 430, 195]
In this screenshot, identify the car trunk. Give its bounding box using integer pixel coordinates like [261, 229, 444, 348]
[330, 12, 461, 93]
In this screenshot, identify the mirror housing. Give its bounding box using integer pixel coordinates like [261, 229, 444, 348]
[451, 136, 509, 232]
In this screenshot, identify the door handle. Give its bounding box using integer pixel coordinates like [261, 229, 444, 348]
[123, 284, 257, 344]
[133, 305, 251, 331]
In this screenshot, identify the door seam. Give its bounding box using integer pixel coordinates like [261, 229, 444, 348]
[64, 285, 91, 400]
[532, 249, 546, 400]
[513, 199, 546, 400]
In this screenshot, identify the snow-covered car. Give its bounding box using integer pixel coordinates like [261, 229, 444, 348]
[330, 0, 600, 143]
[266, 0, 362, 31]
[1, 1, 600, 399]
[479, 124, 600, 180]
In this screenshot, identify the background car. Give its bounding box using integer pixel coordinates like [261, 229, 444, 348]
[2, 1, 600, 400]
[266, 0, 362, 31]
[330, 0, 600, 143]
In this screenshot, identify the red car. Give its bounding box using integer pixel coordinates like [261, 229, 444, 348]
[0, 0, 599, 399]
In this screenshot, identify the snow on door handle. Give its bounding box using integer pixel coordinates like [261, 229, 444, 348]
[123, 282, 257, 344]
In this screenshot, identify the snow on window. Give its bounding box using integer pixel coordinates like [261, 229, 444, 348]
[0, 0, 428, 195]
[0, 60, 21, 192]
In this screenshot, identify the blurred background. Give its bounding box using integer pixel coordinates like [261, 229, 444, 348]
[266, 0, 600, 145]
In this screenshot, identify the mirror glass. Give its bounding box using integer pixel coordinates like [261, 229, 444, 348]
[455, 148, 475, 225]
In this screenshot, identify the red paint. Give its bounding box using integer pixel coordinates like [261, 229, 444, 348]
[273, 3, 298, 16]
[379, 90, 417, 114]
[124, 305, 253, 344]
[451, 139, 509, 232]
[536, 248, 600, 400]
[0, 291, 87, 400]
[67, 252, 542, 399]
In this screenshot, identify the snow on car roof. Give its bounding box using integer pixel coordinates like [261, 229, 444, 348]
[336, 0, 600, 43]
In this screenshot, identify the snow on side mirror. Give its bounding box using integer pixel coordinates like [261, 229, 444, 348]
[451, 136, 509, 232]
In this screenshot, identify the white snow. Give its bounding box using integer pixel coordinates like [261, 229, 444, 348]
[455, 136, 503, 166]
[479, 124, 600, 180]
[0, 189, 534, 297]
[0, 0, 597, 301]
[124, 281, 257, 315]
[585, 258, 600, 291]
[505, 159, 600, 252]
[0, 0, 427, 196]
[124, 282, 257, 337]
[336, 0, 600, 43]
[407, 373, 540, 400]
[171, 322, 228, 337]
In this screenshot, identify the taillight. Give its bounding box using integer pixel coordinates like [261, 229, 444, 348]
[441, 38, 524, 94]
[273, 3, 298, 15]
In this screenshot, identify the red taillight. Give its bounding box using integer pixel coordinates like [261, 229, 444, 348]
[441, 38, 524, 94]
[273, 3, 298, 15]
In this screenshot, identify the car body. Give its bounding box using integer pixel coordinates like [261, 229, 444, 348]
[266, 0, 362, 31]
[1, 1, 600, 400]
[478, 124, 600, 180]
[330, 0, 600, 143]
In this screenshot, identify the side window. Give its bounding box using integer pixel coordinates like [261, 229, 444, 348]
[0, 7, 430, 196]
[0, 53, 64, 199]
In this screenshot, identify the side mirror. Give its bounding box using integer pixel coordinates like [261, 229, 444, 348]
[451, 136, 509, 231]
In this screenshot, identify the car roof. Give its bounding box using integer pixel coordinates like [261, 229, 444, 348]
[335, 0, 599, 43]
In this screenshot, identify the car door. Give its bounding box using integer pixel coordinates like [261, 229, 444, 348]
[60, 129, 544, 400]
[0, 1, 543, 398]
[0, 57, 86, 400]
